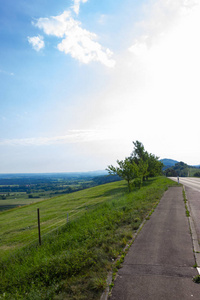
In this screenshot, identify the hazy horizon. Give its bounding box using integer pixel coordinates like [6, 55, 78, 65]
[0, 158, 199, 175]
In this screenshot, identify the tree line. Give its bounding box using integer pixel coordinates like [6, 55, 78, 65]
[164, 161, 200, 177]
[107, 140, 163, 192]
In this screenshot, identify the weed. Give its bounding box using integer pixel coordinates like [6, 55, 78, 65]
[182, 188, 190, 217]
[193, 275, 200, 283]
[185, 207, 190, 217]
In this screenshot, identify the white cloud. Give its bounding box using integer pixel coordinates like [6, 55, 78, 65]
[57, 28, 115, 67]
[34, 11, 115, 67]
[0, 129, 116, 147]
[73, 0, 88, 15]
[28, 35, 45, 51]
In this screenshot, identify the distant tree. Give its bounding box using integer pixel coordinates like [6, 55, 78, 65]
[164, 161, 190, 177]
[93, 175, 121, 185]
[169, 161, 189, 177]
[194, 172, 200, 177]
[107, 158, 139, 192]
[165, 168, 177, 177]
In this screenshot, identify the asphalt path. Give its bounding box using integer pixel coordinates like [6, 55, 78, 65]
[109, 187, 200, 299]
[170, 177, 200, 242]
[170, 177, 200, 192]
[169, 177, 200, 270]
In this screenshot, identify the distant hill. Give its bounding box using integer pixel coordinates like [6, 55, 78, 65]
[161, 160, 200, 177]
[160, 159, 179, 170]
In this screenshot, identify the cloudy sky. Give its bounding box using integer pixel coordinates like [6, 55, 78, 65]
[0, 0, 200, 173]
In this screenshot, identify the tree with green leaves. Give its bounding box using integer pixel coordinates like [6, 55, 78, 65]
[147, 153, 163, 177]
[130, 140, 163, 179]
[107, 158, 138, 192]
[131, 140, 148, 163]
[107, 140, 163, 192]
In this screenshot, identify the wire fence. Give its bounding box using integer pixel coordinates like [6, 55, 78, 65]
[0, 192, 126, 259]
[0, 200, 95, 257]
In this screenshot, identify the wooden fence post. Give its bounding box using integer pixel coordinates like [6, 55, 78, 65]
[37, 208, 42, 246]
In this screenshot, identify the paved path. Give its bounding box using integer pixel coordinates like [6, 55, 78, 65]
[169, 178, 200, 254]
[110, 187, 200, 299]
[170, 177, 200, 193]
[185, 186, 200, 266]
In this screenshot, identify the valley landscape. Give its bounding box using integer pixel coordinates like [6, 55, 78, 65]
[0, 140, 199, 299]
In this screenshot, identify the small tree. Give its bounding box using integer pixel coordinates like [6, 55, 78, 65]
[130, 140, 163, 179]
[147, 153, 163, 178]
[138, 159, 149, 182]
[130, 141, 149, 180]
[107, 140, 163, 191]
[107, 158, 138, 192]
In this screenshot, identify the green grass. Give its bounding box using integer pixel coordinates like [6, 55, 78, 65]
[182, 188, 190, 217]
[0, 181, 128, 258]
[0, 194, 49, 212]
[189, 167, 200, 177]
[0, 177, 177, 300]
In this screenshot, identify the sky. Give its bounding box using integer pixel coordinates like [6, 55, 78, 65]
[0, 0, 200, 173]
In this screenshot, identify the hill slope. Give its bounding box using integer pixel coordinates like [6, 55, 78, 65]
[0, 177, 178, 300]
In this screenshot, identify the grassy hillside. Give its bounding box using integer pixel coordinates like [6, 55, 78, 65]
[0, 173, 120, 212]
[0, 177, 177, 300]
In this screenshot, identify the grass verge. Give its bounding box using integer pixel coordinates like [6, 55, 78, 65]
[0, 177, 177, 300]
[182, 187, 190, 217]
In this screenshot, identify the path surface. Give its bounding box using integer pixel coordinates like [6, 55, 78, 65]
[170, 177, 200, 248]
[110, 187, 200, 299]
[170, 177, 200, 192]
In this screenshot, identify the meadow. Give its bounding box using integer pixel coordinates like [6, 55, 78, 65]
[0, 172, 119, 212]
[0, 177, 177, 300]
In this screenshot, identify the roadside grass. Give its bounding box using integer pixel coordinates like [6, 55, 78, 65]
[182, 188, 190, 217]
[0, 177, 177, 300]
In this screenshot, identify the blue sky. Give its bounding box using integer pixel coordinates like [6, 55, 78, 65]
[0, 0, 200, 173]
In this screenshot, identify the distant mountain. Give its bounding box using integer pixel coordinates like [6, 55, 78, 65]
[160, 159, 179, 170]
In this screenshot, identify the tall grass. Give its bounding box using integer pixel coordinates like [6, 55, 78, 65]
[0, 177, 177, 300]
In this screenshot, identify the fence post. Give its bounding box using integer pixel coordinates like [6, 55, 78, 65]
[37, 208, 42, 246]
